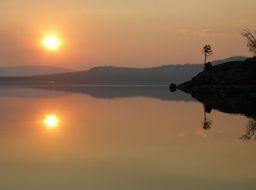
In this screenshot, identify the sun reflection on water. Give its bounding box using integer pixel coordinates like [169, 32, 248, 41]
[43, 114, 60, 130]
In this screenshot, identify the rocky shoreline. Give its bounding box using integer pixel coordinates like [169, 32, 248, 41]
[177, 57, 256, 98]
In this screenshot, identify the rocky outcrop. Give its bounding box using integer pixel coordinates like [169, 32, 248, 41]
[179, 57, 256, 97]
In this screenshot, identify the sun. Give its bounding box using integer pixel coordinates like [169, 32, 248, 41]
[43, 115, 60, 129]
[42, 34, 62, 51]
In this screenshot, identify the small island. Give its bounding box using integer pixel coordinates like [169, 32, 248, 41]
[178, 29, 256, 99]
[178, 56, 256, 98]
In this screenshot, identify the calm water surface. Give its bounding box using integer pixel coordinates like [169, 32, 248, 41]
[0, 86, 255, 190]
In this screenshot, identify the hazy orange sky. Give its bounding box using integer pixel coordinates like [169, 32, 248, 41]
[0, 0, 255, 69]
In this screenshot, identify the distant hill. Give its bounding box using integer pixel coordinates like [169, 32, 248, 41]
[0, 66, 72, 76]
[211, 56, 247, 66]
[0, 56, 247, 85]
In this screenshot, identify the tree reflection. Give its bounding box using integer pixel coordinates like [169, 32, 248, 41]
[201, 104, 256, 141]
[202, 104, 212, 130]
[241, 118, 256, 141]
[189, 93, 256, 141]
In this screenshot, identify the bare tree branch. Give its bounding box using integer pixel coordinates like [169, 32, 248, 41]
[242, 29, 256, 56]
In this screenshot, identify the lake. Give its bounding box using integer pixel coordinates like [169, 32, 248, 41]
[0, 86, 255, 190]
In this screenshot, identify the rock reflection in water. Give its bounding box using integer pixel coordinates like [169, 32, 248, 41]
[190, 92, 256, 140]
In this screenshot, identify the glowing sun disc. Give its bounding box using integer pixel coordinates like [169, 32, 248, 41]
[42, 34, 62, 51]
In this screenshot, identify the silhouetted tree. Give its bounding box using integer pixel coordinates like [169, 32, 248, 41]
[203, 44, 213, 71]
[241, 119, 256, 141]
[242, 29, 256, 56]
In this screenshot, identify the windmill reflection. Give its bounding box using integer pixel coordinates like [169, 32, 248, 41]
[202, 104, 213, 130]
[241, 118, 256, 141]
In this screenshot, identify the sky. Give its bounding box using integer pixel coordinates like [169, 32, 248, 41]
[0, 0, 255, 69]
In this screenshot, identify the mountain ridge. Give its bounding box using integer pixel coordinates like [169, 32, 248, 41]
[0, 66, 73, 77]
[0, 56, 247, 84]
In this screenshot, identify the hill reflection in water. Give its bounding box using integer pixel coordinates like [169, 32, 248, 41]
[0, 85, 193, 101]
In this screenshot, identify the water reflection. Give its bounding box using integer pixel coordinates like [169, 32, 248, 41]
[0, 85, 194, 101]
[0, 87, 256, 189]
[200, 104, 256, 141]
[189, 91, 256, 141]
[241, 119, 256, 141]
[43, 114, 60, 129]
[202, 104, 213, 130]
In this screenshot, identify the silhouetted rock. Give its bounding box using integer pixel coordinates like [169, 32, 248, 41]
[179, 57, 256, 97]
[169, 83, 177, 92]
[204, 62, 213, 71]
[178, 57, 256, 119]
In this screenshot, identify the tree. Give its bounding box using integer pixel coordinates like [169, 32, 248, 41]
[242, 29, 256, 56]
[203, 44, 213, 71]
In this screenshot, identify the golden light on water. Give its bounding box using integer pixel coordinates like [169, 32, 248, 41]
[41, 33, 62, 51]
[43, 115, 60, 129]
